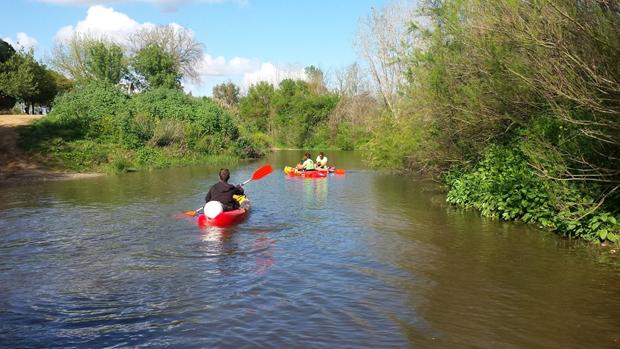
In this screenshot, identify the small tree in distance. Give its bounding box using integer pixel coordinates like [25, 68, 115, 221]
[212, 81, 240, 108]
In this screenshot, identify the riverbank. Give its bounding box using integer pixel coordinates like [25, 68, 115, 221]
[0, 115, 102, 184]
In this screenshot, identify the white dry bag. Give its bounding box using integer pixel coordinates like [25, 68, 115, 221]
[204, 201, 224, 219]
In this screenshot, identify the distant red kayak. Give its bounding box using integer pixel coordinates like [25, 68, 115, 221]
[284, 166, 327, 178]
[197, 197, 250, 227]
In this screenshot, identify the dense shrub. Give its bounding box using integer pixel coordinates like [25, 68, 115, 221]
[446, 146, 619, 242]
[238, 78, 344, 149]
[361, 0, 620, 241]
[19, 82, 268, 172]
[150, 118, 185, 147]
[50, 81, 128, 129]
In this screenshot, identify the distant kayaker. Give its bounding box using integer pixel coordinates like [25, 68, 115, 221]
[205, 168, 244, 211]
[296, 152, 316, 171]
[316, 152, 328, 170]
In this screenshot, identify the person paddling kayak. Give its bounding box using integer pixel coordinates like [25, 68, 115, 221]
[316, 152, 328, 170]
[205, 168, 244, 212]
[296, 152, 316, 171]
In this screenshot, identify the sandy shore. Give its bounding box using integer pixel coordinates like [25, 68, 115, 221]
[0, 115, 102, 184]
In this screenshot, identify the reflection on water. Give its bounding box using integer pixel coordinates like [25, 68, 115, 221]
[1, 150, 619, 348]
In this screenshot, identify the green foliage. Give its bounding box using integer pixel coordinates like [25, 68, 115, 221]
[238, 77, 342, 148]
[335, 122, 371, 151]
[0, 47, 66, 111]
[0, 39, 17, 110]
[49, 139, 112, 172]
[49, 71, 74, 95]
[363, 115, 427, 169]
[106, 152, 134, 174]
[130, 87, 194, 120]
[239, 81, 274, 132]
[19, 82, 267, 172]
[49, 81, 128, 134]
[150, 118, 185, 147]
[0, 39, 15, 63]
[0, 51, 45, 106]
[133, 45, 181, 89]
[446, 146, 620, 242]
[362, 0, 620, 241]
[86, 42, 126, 84]
[213, 81, 240, 107]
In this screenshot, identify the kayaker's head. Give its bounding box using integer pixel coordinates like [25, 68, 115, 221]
[304, 152, 311, 160]
[219, 168, 230, 182]
[318, 152, 324, 159]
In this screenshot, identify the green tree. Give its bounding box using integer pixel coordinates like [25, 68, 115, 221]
[212, 81, 240, 108]
[304, 65, 327, 95]
[49, 70, 74, 95]
[50, 33, 96, 82]
[86, 42, 126, 84]
[0, 50, 59, 114]
[0, 39, 17, 110]
[239, 82, 275, 132]
[0, 51, 41, 113]
[133, 44, 181, 90]
[0, 39, 15, 63]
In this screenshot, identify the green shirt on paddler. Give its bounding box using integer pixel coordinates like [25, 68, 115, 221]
[302, 158, 315, 170]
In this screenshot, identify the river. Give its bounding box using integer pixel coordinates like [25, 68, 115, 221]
[1, 150, 619, 348]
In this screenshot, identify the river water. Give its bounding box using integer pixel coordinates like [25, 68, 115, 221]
[1, 150, 619, 348]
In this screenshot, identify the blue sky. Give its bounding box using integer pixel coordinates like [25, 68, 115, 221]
[1, 0, 392, 95]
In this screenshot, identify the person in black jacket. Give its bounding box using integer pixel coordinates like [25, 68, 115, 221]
[205, 168, 244, 211]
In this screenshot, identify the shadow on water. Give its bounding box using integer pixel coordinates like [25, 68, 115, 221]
[0, 150, 619, 348]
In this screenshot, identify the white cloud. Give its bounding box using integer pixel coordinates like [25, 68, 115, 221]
[242, 63, 307, 90]
[198, 54, 259, 76]
[38, 0, 245, 11]
[3, 32, 39, 51]
[55, 5, 154, 43]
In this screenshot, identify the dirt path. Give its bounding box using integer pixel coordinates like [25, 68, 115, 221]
[0, 115, 101, 184]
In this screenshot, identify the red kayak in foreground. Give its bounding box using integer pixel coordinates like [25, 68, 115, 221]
[197, 196, 250, 227]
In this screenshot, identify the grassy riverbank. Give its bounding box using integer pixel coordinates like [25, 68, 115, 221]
[0, 115, 102, 183]
[17, 82, 268, 174]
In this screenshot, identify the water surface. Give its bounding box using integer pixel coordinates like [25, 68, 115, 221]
[1, 151, 619, 348]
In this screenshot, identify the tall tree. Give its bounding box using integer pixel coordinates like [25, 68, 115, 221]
[304, 65, 328, 95]
[48, 70, 74, 95]
[51, 34, 126, 84]
[212, 81, 240, 108]
[335, 63, 368, 97]
[133, 44, 181, 89]
[0, 39, 17, 110]
[33, 69, 58, 108]
[355, 2, 417, 116]
[50, 33, 95, 81]
[0, 39, 15, 63]
[129, 24, 203, 82]
[0, 51, 58, 114]
[85, 42, 126, 84]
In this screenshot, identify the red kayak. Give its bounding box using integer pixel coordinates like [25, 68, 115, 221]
[284, 166, 327, 178]
[197, 197, 250, 227]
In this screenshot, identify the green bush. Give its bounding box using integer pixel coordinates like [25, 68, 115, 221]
[107, 153, 134, 173]
[446, 146, 619, 242]
[150, 118, 185, 147]
[135, 147, 159, 165]
[50, 81, 128, 129]
[51, 140, 112, 171]
[130, 87, 194, 121]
